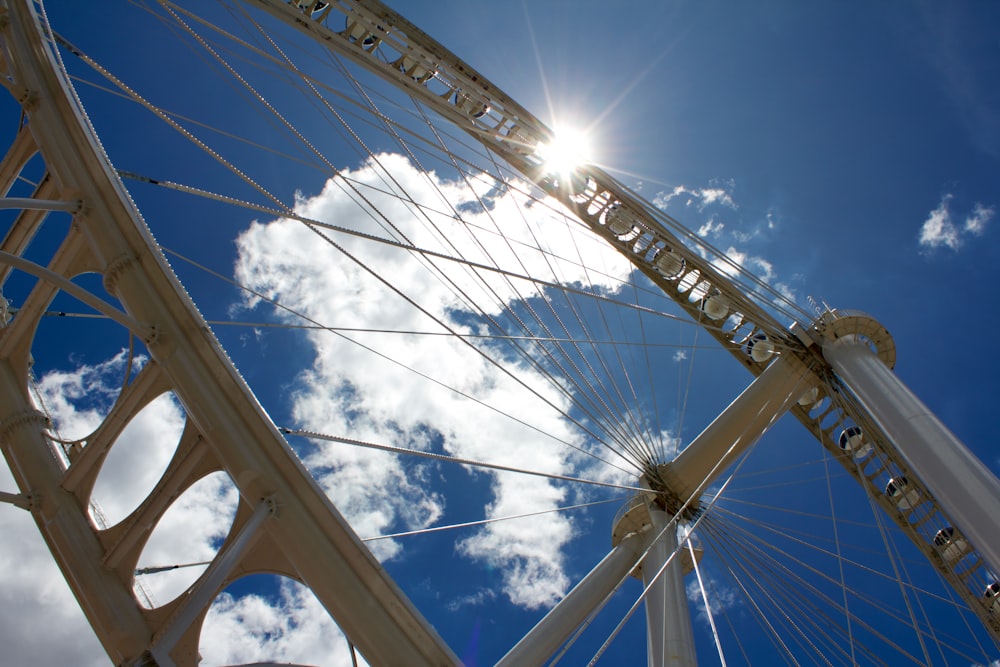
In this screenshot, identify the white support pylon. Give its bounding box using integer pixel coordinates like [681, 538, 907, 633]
[496, 528, 655, 666]
[643, 507, 697, 667]
[655, 354, 812, 504]
[824, 330, 1000, 577]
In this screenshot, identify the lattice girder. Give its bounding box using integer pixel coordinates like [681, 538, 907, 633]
[0, 2, 459, 664]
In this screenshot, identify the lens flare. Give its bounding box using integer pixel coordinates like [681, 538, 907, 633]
[536, 126, 592, 177]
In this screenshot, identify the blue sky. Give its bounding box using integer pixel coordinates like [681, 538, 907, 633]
[1, 1, 999, 665]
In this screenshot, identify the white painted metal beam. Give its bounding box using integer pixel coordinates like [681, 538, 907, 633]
[0, 2, 460, 664]
[496, 530, 654, 666]
[824, 334, 1000, 577]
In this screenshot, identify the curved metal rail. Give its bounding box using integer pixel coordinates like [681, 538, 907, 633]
[0, 1, 997, 665]
[249, 0, 1000, 641]
[0, 1, 458, 664]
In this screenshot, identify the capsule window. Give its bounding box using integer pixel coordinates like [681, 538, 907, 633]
[604, 203, 640, 241]
[838, 426, 873, 460]
[454, 91, 489, 118]
[653, 248, 685, 279]
[934, 526, 970, 563]
[700, 292, 729, 321]
[745, 332, 774, 363]
[984, 582, 1000, 615]
[886, 476, 920, 511]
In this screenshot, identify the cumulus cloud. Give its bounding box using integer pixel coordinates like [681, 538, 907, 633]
[651, 182, 797, 312]
[200, 578, 366, 666]
[233, 152, 635, 607]
[32, 351, 192, 528]
[697, 217, 725, 239]
[32, 349, 136, 443]
[0, 471, 108, 666]
[0, 353, 307, 663]
[685, 570, 739, 625]
[2, 150, 707, 662]
[965, 202, 995, 234]
[710, 246, 797, 306]
[0, 353, 231, 664]
[919, 195, 961, 249]
[654, 184, 737, 212]
[919, 194, 994, 250]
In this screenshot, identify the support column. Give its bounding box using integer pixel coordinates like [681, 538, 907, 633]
[643, 507, 696, 667]
[658, 353, 812, 503]
[496, 528, 653, 667]
[0, 359, 154, 664]
[824, 335, 1000, 576]
[150, 497, 275, 665]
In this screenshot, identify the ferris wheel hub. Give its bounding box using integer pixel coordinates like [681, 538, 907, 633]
[610, 488, 703, 578]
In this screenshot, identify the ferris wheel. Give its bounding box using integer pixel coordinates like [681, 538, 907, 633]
[0, 0, 998, 665]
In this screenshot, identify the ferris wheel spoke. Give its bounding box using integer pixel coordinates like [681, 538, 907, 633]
[93, 8, 691, 466]
[153, 208, 696, 476]
[225, 14, 1000, 656]
[702, 505, 992, 664]
[701, 517, 919, 666]
[280, 427, 646, 492]
[3, 1, 1000, 665]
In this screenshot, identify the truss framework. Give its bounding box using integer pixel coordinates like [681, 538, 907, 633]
[0, 1, 997, 665]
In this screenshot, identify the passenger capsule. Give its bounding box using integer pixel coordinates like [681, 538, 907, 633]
[399, 54, 434, 82]
[701, 293, 729, 321]
[503, 125, 535, 156]
[885, 476, 920, 511]
[933, 526, 970, 563]
[745, 333, 774, 363]
[454, 91, 489, 118]
[653, 249, 685, 279]
[838, 426, 873, 460]
[297, 0, 327, 12]
[605, 204, 637, 239]
[345, 19, 383, 48]
[797, 386, 819, 408]
[984, 582, 1000, 615]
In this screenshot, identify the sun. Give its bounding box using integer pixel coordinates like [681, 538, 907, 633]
[536, 126, 593, 178]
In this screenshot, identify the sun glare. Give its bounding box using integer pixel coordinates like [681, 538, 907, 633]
[537, 126, 592, 177]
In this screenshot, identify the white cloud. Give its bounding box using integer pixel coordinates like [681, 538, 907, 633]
[710, 246, 797, 308]
[722, 247, 775, 284]
[1, 354, 326, 664]
[965, 202, 995, 235]
[697, 217, 725, 239]
[446, 588, 497, 611]
[233, 152, 633, 608]
[649, 184, 797, 313]
[919, 194, 994, 250]
[32, 349, 134, 443]
[919, 194, 961, 249]
[133, 470, 238, 607]
[0, 152, 647, 663]
[0, 481, 108, 666]
[654, 184, 737, 212]
[30, 353, 191, 528]
[685, 571, 739, 625]
[31, 353, 238, 608]
[200, 578, 367, 666]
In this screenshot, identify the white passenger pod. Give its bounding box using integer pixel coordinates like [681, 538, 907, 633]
[838, 426, 873, 460]
[933, 526, 971, 564]
[886, 476, 920, 511]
